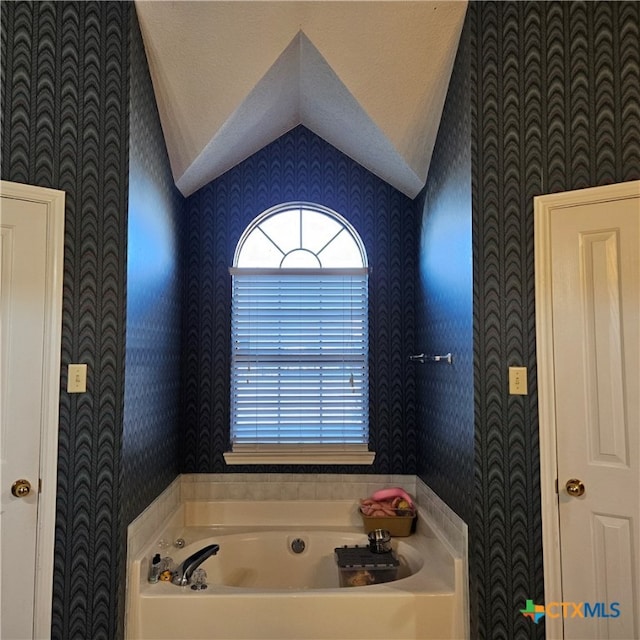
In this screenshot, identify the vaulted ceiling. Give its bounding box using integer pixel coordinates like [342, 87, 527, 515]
[134, 1, 467, 198]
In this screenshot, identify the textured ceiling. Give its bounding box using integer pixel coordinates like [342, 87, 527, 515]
[134, 1, 467, 198]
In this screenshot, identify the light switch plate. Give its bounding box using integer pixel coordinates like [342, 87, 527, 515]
[68, 364, 87, 393]
[509, 366, 527, 395]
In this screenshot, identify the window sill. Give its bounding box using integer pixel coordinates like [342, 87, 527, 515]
[223, 445, 375, 466]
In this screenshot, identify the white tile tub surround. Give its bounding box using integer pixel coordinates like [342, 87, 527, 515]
[180, 472, 417, 502]
[126, 478, 184, 640]
[178, 475, 467, 557]
[127, 474, 417, 559]
[415, 479, 467, 558]
[415, 479, 469, 640]
[126, 474, 470, 639]
[127, 477, 183, 561]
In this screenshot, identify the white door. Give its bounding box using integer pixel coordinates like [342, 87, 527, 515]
[536, 181, 639, 640]
[0, 181, 64, 640]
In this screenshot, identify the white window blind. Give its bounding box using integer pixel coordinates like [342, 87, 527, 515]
[230, 269, 369, 445]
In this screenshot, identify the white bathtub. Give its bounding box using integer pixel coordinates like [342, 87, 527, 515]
[156, 530, 420, 590]
[127, 501, 464, 639]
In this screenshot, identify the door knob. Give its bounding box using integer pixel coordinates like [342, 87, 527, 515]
[11, 479, 32, 498]
[565, 478, 585, 497]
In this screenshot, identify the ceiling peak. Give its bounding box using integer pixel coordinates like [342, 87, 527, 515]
[135, 1, 467, 198]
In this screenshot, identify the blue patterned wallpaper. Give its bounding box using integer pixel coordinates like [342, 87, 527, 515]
[1, 2, 129, 638]
[470, 2, 640, 638]
[3, 1, 639, 638]
[415, 13, 474, 525]
[124, 5, 183, 535]
[183, 125, 418, 474]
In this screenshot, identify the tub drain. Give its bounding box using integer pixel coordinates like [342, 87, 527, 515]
[290, 538, 306, 554]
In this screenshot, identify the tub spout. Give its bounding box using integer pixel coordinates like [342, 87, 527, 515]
[174, 544, 220, 586]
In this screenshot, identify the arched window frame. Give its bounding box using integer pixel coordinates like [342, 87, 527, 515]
[224, 202, 374, 465]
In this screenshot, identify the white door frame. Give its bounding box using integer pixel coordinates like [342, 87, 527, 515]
[0, 180, 65, 639]
[534, 180, 640, 640]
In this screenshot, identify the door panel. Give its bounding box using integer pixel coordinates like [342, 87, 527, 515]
[581, 230, 628, 467]
[0, 181, 64, 640]
[1, 196, 47, 639]
[550, 186, 639, 639]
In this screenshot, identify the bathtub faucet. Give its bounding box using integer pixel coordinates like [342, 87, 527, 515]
[174, 543, 220, 586]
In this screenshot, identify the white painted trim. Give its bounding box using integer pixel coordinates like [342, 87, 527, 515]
[224, 444, 375, 466]
[534, 194, 563, 640]
[0, 180, 65, 640]
[534, 180, 640, 640]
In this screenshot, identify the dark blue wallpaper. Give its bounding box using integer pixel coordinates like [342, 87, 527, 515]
[183, 125, 418, 474]
[1, 2, 129, 638]
[415, 13, 473, 526]
[123, 5, 183, 532]
[4, 1, 639, 638]
[470, 2, 640, 638]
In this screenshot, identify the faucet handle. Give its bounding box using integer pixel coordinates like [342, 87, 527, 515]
[190, 568, 208, 591]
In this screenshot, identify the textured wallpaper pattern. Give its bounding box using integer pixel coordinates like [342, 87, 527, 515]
[3, 1, 639, 638]
[183, 125, 417, 474]
[471, 2, 640, 638]
[1, 2, 129, 639]
[415, 15, 474, 525]
[123, 6, 183, 528]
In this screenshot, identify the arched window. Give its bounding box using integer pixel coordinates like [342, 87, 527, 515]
[227, 203, 372, 464]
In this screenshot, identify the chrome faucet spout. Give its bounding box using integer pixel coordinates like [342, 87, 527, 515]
[175, 543, 220, 586]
